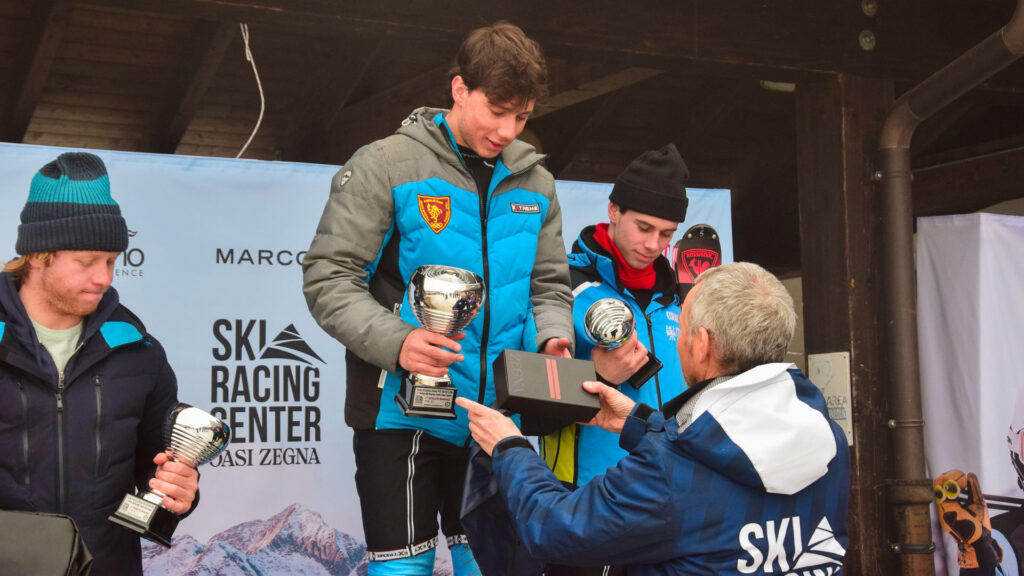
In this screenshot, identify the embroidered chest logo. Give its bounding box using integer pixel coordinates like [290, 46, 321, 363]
[510, 202, 540, 214]
[418, 195, 451, 234]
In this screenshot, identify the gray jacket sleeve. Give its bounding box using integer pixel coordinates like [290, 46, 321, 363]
[302, 142, 414, 373]
[530, 178, 575, 352]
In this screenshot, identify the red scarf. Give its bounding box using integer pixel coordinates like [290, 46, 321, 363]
[592, 223, 656, 290]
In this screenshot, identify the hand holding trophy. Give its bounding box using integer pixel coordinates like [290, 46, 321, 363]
[109, 403, 230, 547]
[584, 298, 662, 388]
[396, 265, 485, 419]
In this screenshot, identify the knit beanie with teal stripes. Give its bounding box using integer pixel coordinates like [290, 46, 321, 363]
[16, 152, 128, 255]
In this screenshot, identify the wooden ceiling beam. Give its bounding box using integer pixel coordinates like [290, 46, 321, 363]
[283, 33, 389, 162]
[909, 95, 980, 156]
[912, 145, 1024, 217]
[323, 56, 665, 163]
[914, 129, 1024, 169]
[2, 0, 74, 143]
[77, 0, 845, 78]
[325, 65, 451, 162]
[544, 91, 626, 177]
[149, 21, 235, 154]
[74, 0, 1022, 87]
[532, 68, 661, 120]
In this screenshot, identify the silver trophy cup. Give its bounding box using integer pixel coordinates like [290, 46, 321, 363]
[109, 403, 230, 547]
[396, 265, 485, 419]
[584, 298, 636, 349]
[583, 298, 662, 389]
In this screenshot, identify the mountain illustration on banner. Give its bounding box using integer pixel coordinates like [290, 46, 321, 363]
[260, 324, 325, 365]
[142, 504, 454, 576]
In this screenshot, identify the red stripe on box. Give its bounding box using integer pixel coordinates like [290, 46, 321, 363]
[546, 358, 562, 400]
[546, 358, 555, 398]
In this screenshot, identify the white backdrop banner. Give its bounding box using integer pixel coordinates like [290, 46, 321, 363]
[918, 213, 1024, 576]
[0, 143, 731, 575]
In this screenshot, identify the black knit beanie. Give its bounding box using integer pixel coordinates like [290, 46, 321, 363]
[16, 152, 129, 255]
[609, 143, 689, 222]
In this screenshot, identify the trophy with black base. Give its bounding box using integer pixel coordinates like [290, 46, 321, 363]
[396, 265, 485, 419]
[109, 403, 230, 547]
[584, 298, 663, 388]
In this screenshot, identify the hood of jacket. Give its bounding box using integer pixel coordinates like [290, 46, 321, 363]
[0, 271, 135, 380]
[395, 107, 547, 178]
[668, 363, 839, 495]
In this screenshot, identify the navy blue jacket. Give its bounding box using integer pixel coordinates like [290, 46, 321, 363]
[494, 364, 850, 576]
[0, 272, 180, 576]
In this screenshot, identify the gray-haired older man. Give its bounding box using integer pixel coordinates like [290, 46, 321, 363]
[458, 262, 850, 576]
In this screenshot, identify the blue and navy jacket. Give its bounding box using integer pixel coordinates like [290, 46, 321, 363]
[542, 225, 685, 487]
[0, 272, 180, 576]
[495, 364, 850, 576]
[303, 107, 574, 446]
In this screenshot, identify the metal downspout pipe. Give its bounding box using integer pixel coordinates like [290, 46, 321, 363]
[879, 2, 1024, 573]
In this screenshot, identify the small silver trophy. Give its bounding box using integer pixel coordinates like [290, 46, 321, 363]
[583, 298, 662, 389]
[109, 403, 230, 547]
[584, 298, 636, 348]
[396, 265, 485, 419]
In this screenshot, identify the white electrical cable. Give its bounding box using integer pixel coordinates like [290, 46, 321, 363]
[236, 23, 265, 159]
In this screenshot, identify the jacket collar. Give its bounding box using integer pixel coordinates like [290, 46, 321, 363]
[572, 225, 678, 308]
[396, 107, 547, 181]
[0, 271, 139, 379]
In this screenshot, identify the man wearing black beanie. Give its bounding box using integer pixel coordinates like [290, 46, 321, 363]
[540, 144, 689, 576]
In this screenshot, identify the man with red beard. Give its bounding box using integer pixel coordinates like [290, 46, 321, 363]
[540, 144, 690, 576]
[0, 152, 199, 575]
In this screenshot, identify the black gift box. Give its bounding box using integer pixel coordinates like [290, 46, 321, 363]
[492, 350, 600, 434]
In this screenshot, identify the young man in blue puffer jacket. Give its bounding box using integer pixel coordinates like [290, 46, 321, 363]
[303, 21, 574, 576]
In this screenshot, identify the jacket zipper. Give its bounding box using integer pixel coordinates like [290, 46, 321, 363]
[94, 374, 102, 476]
[477, 175, 492, 407]
[470, 158, 545, 405]
[55, 340, 85, 515]
[56, 370, 66, 513]
[449, 140, 545, 409]
[644, 312, 663, 408]
[18, 380, 30, 484]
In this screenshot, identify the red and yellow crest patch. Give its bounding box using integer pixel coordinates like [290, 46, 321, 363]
[418, 195, 451, 234]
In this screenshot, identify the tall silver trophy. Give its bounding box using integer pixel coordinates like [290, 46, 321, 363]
[109, 403, 230, 547]
[397, 265, 485, 419]
[584, 298, 663, 389]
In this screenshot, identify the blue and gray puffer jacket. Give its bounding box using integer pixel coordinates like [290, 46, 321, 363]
[0, 272, 180, 576]
[303, 107, 574, 446]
